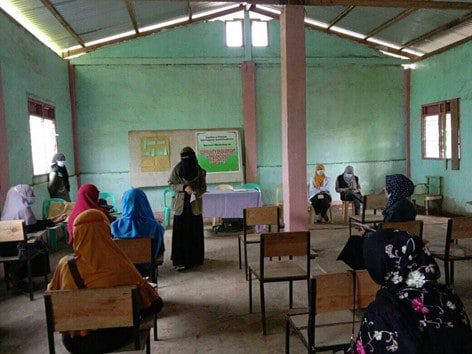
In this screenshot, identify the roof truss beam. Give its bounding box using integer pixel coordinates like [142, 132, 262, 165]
[62, 4, 244, 58]
[190, 0, 472, 10]
[250, 6, 416, 59]
[39, 0, 85, 47]
[401, 10, 472, 49]
[124, 0, 139, 33]
[365, 8, 417, 39]
[327, 6, 355, 29]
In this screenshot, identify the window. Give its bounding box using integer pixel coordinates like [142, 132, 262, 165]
[422, 99, 460, 169]
[225, 21, 243, 47]
[28, 99, 57, 176]
[251, 21, 268, 47]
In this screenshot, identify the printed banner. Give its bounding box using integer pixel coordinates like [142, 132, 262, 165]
[140, 136, 170, 172]
[196, 131, 240, 173]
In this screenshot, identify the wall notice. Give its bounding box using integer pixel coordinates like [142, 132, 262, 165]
[196, 131, 240, 173]
[140, 136, 170, 172]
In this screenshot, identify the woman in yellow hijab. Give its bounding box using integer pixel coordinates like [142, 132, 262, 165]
[308, 163, 332, 223]
[48, 209, 163, 354]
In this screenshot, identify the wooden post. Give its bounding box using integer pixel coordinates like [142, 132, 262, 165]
[241, 61, 258, 183]
[280, 6, 307, 231]
[68, 63, 81, 186]
[0, 68, 10, 208]
[404, 68, 411, 178]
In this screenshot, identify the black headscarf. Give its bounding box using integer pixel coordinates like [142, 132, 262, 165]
[384, 174, 415, 211]
[351, 229, 472, 353]
[51, 153, 70, 191]
[179, 147, 198, 181]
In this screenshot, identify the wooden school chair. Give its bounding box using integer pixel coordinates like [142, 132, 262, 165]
[44, 285, 153, 354]
[248, 231, 311, 335]
[342, 201, 354, 224]
[349, 193, 387, 236]
[238, 206, 281, 280]
[381, 220, 424, 240]
[285, 270, 378, 353]
[430, 217, 472, 286]
[0, 220, 47, 301]
[113, 237, 159, 341]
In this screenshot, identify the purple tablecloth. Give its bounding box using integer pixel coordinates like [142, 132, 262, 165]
[202, 189, 262, 218]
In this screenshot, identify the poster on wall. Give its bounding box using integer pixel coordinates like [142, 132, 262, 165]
[140, 136, 170, 172]
[196, 131, 241, 173]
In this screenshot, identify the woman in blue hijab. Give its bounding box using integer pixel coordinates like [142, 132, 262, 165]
[111, 189, 164, 258]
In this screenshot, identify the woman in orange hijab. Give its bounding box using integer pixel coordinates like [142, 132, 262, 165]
[48, 209, 163, 354]
[308, 163, 332, 223]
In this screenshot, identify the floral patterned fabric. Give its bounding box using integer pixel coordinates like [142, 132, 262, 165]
[350, 229, 472, 354]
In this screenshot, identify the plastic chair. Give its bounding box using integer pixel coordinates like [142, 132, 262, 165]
[242, 183, 261, 193]
[42, 198, 68, 252]
[163, 188, 175, 229]
[99, 192, 118, 213]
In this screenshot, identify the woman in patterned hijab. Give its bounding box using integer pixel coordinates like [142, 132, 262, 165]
[383, 174, 416, 222]
[350, 229, 472, 353]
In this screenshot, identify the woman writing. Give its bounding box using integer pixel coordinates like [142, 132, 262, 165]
[336, 166, 362, 215]
[168, 147, 207, 270]
[48, 209, 163, 354]
[308, 163, 331, 223]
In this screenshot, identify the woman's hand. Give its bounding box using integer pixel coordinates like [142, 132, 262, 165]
[52, 213, 67, 224]
[184, 186, 194, 195]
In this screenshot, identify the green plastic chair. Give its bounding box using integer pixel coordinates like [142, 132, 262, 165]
[242, 183, 261, 193]
[42, 198, 67, 252]
[99, 192, 118, 213]
[163, 188, 176, 229]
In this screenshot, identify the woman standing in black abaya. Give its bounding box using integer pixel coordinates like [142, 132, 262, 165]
[168, 147, 207, 271]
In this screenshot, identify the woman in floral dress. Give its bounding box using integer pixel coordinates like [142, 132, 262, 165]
[350, 229, 472, 354]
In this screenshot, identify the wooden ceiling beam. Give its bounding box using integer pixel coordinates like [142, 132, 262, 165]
[250, 6, 416, 59]
[124, 0, 139, 33]
[327, 6, 355, 29]
[365, 8, 417, 39]
[401, 11, 472, 49]
[39, 0, 85, 47]
[62, 4, 244, 58]
[188, 0, 472, 10]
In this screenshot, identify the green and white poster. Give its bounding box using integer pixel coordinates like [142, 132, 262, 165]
[196, 131, 240, 173]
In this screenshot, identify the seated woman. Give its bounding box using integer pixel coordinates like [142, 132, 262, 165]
[0, 184, 65, 285]
[48, 209, 163, 354]
[383, 174, 417, 222]
[308, 163, 331, 223]
[67, 184, 114, 244]
[336, 165, 362, 215]
[351, 229, 472, 353]
[111, 189, 165, 273]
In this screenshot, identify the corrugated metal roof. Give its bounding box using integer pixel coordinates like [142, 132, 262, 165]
[3, 0, 472, 59]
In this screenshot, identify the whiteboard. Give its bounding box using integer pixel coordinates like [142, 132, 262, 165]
[128, 129, 244, 187]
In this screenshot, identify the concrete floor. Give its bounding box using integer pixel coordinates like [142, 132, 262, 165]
[0, 214, 471, 354]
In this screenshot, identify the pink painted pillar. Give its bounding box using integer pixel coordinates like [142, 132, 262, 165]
[0, 68, 10, 209]
[241, 61, 258, 183]
[280, 6, 307, 231]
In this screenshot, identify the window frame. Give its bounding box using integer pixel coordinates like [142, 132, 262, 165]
[421, 98, 460, 169]
[27, 98, 58, 177]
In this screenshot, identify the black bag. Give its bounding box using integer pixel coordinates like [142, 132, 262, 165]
[17, 238, 51, 277]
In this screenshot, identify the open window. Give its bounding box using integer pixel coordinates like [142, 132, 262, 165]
[28, 99, 57, 176]
[421, 99, 460, 169]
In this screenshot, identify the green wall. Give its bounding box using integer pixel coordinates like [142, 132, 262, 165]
[410, 41, 472, 214]
[0, 11, 76, 216]
[72, 19, 406, 210]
